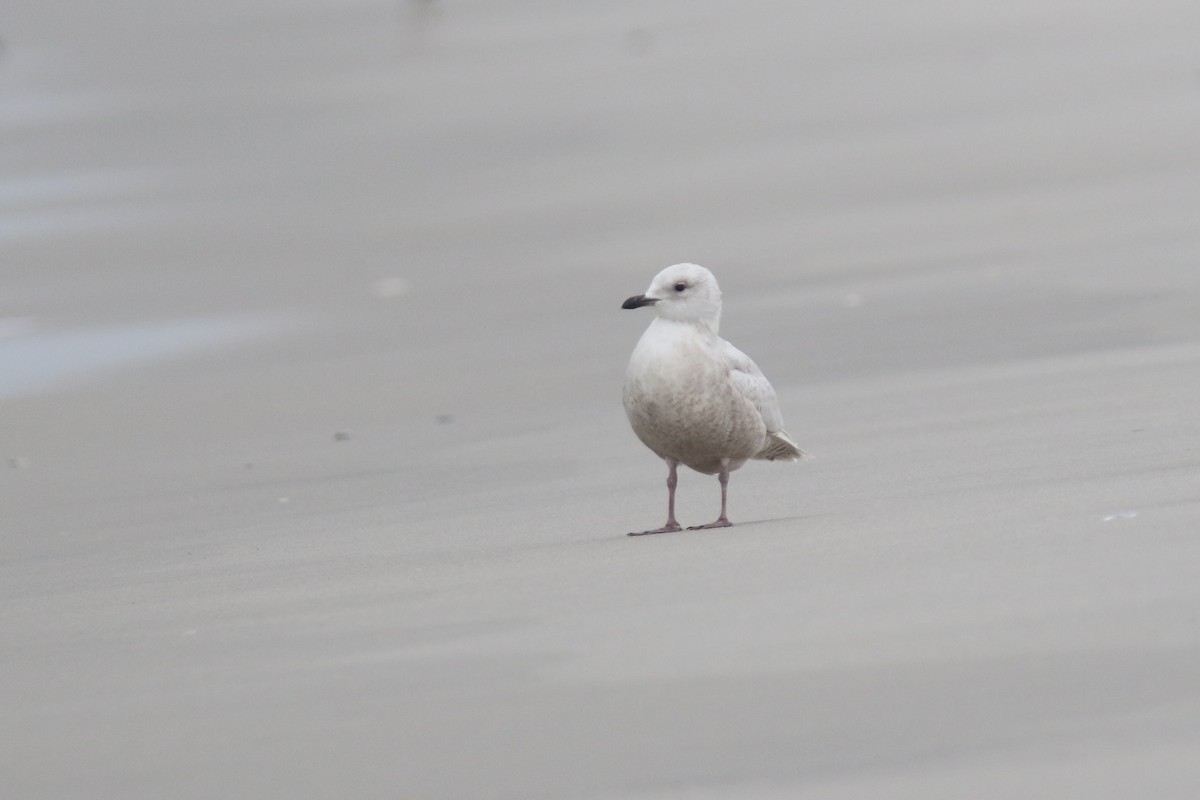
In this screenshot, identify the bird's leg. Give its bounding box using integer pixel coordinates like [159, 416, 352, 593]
[628, 459, 683, 536]
[665, 459, 680, 527]
[688, 463, 733, 530]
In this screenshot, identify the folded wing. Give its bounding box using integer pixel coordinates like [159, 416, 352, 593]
[721, 339, 805, 461]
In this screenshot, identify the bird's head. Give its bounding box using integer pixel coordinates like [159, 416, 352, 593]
[622, 263, 722, 330]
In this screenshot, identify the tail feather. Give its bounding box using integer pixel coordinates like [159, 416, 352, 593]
[756, 429, 808, 462]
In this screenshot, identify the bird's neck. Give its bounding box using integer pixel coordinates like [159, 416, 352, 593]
[653, 314, 720, 339]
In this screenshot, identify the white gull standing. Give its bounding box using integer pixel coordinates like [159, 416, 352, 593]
[621, 263, 804, 536]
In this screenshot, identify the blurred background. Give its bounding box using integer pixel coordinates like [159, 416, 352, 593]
[3, 1, 1200, 797]
[4, 0, 1199, 465]
[5, 0, 1198, 508]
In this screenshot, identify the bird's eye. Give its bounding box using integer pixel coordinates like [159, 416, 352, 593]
[674, 282, 686, 292]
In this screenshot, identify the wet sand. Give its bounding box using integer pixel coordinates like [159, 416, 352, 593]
[3, 1, 1200, 797]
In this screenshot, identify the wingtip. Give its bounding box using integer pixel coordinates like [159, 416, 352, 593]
[756, 435, 808, 462]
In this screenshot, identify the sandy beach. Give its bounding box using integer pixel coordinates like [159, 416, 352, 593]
[3, 1, 1200, 797]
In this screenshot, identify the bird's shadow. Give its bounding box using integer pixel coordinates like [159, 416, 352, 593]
[617, 512, 831, 540]
[738, 513, 832, 527]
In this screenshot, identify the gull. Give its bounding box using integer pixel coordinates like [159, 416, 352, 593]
[621, 263, 804, 536]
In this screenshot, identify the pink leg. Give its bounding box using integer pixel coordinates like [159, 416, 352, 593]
[688, 464, 733, 530]
[628, 459, 683, 536]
